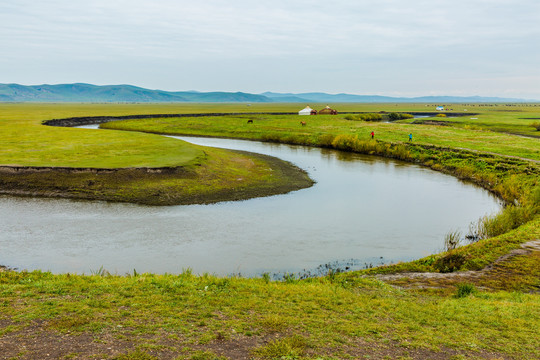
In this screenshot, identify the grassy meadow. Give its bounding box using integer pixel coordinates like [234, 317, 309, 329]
[0, 102, 539, 359]
[101, 111, 540, 161]
[0, 104, 313, 205]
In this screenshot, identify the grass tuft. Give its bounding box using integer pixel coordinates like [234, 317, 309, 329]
[455, 283, 477, 298]
[252, 335, 308, 359]
[444, 230, 462, 251]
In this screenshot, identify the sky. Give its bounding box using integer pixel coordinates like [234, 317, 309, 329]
[1, 0, 540, 99]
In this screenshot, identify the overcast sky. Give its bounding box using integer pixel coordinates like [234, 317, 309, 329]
[1, 0, 539, 98]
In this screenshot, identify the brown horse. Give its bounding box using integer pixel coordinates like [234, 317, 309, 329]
[247, 119, 253, 124]
[300, 121, 306, 126]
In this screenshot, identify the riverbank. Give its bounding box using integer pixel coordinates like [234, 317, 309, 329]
[0, 150, 313, 206]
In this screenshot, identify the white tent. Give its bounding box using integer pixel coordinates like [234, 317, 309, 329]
[299, 106, 313, 115]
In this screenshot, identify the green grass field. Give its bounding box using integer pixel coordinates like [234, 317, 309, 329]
[101, 111, 540, 161]
[0, 102, 539, 359]
[0, 104, 313, 205]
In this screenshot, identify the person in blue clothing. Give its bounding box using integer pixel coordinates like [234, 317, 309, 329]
[408, 133, 412, 142]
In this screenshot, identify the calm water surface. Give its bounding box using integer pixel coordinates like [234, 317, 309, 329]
[0, 130, 501, 277]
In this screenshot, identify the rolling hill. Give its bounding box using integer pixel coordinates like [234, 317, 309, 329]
[0, 83, 534, 103]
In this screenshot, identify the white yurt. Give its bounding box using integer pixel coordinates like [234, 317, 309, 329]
[299, 106, 313, 115]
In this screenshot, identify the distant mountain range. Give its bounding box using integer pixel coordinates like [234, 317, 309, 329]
[0, 83, 535, 103]
[261, 92, 537, 103]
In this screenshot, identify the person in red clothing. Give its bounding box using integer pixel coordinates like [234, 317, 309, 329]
[370, 131, 374, 139]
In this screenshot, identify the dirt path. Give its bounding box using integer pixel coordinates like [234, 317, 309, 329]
[375, 240, 540, 291]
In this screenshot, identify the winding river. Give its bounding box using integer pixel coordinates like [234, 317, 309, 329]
[0, 126, 501, 277]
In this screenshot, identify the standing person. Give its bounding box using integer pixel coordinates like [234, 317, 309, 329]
[370, 131, 374, 139]
[408, 133, 412, 142]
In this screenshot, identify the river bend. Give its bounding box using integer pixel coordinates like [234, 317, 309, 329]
[0, 128, 501, 277]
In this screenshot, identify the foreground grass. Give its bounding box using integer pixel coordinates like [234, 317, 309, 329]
[1, 270, 539, 359]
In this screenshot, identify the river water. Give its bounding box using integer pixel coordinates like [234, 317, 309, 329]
[0, 128, 501, 277]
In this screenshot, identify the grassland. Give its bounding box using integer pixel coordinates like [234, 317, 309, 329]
[0, 102, 539, 359]
[0, 104, 313, 204]
[99, 108, 540, 161]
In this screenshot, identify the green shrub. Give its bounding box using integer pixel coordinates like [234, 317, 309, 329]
[528, 186, 540, 210]
[387, 113, 413, 121]
[476, 205, 535, 239]
[359, 113, 383, 121]
[389, 144, 411, 161]
[318, 134, 336, 147]
[530, 121, 540, 131]
[434, 253, 467, 273]
[331, 134, 359, 151]
[455, 283, 477, 298]
[387, 113, 400, 121]
[343, 113, 383, 121]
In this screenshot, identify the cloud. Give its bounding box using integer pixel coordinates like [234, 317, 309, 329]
[1, 0, 539, 98]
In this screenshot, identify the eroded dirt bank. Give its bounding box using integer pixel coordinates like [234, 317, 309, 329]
[0, 151, 314, 206]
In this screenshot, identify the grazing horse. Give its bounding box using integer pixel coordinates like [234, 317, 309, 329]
[247, 119, 253, 124]
[300, 121, 306, 126]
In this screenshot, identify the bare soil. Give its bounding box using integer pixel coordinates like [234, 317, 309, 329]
[376, 240, 540, 292]
[0, 318, 518, 360]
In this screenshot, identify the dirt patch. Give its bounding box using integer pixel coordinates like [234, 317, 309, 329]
[0, 319, 521, 360]
[375, 240, 540, 291]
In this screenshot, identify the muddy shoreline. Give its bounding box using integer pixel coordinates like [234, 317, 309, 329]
[42, 112, 297, 127]
[0, 150, 313, 206]
[0, 165, 186, 174]
[42, 111, 475, 127]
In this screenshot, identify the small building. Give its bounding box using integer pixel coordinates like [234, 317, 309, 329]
[299, 106, 317, 115]
[318, 105, 338, 115]
[436, 106, 445, 111]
